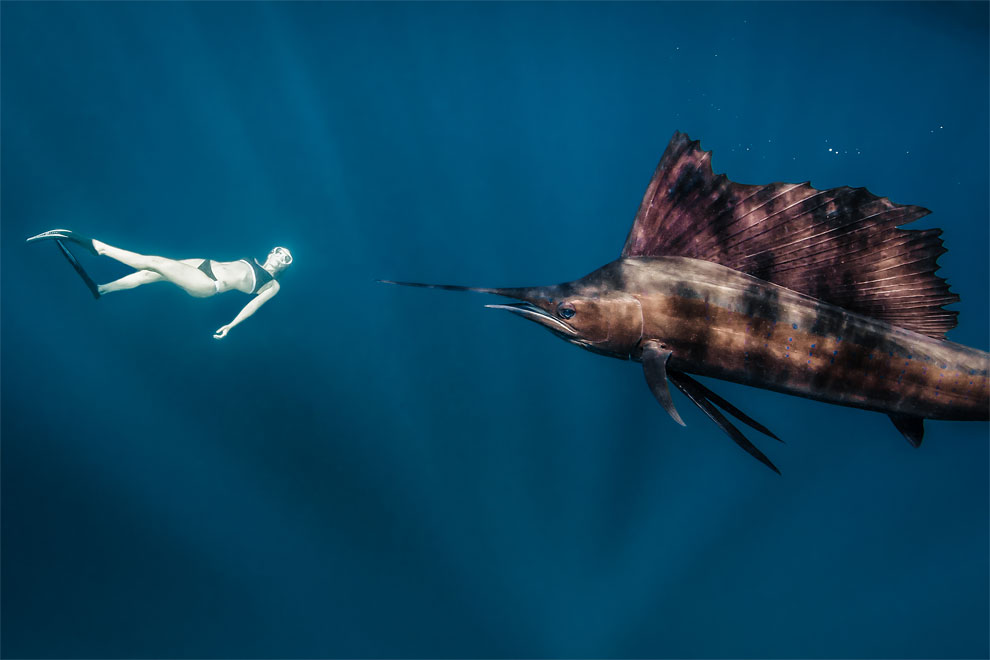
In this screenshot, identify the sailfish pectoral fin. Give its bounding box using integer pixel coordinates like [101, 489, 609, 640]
[666, 372, 781, 474]
[641, 340, 685, 426]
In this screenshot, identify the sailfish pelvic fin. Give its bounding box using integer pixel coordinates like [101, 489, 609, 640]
[669, 372, 782, 443]
[667, 370, 781, 474]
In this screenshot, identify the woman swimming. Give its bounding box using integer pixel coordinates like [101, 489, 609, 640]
[27, 229, 293, 340]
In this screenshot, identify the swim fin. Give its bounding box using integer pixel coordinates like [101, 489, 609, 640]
[54, 239, 100, 299]
[26, 229, 98, 255]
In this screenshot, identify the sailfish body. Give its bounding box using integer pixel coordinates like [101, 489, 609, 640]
[540, 256, 988, 420]
[385, 132, 989, 472]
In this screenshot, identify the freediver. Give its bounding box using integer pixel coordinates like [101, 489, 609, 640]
[27, 229, 293, 340]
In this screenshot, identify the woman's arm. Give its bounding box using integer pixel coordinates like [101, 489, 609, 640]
[213, 281, 280, 339]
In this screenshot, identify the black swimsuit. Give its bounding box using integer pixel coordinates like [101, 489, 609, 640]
[248, 259, 275, 293]
[198, 258, 274, 294]
[197, 259, 217, 280]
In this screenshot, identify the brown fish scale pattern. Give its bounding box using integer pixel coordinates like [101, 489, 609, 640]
[622, 132, 960, 339]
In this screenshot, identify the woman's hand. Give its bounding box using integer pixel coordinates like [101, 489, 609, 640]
[213, 324, 232, 340]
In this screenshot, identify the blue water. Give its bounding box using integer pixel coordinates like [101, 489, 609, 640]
[2, 2, 987, 658]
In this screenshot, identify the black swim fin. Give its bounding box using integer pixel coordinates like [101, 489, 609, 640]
[54, 240, 100, 299]
[26, 229, 98, 255]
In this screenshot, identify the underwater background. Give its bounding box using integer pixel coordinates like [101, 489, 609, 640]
[2, 2, 987, 658]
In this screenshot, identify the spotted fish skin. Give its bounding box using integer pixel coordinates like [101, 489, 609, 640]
[592, 257, 989, 421]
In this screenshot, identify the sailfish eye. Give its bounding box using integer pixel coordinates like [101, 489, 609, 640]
[557, 302, 576, 319]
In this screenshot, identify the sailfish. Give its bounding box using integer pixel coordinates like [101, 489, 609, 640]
[383, 132, 989, 472]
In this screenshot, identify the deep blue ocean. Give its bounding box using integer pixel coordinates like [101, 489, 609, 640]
[2, 3, 987, 658]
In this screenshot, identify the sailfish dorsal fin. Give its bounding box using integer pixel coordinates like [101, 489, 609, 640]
[621, 132, 960, 339]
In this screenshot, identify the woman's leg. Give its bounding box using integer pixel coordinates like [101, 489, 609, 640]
[93, 241, 216, 298]
[98, 270, 164, 295]
[97, 258, 206, 295]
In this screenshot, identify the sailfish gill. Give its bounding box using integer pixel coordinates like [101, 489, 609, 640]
[382, 132, 989, 472]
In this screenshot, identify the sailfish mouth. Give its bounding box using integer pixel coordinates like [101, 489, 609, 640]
[483, 302, 578, 337]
